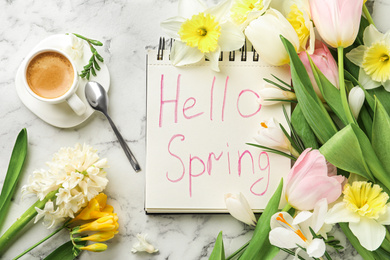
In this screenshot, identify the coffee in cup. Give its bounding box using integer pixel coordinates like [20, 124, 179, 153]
[23, 48, 86, 116]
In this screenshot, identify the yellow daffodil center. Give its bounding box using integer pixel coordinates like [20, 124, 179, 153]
[362, 41, 390, 82]
[230, 0, 264, 25]
[343, 182, 389, 219]
[178, 13, 221, 53]
[287, 4, 310, 52]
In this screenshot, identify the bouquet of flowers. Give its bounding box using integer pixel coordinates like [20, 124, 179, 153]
[162, 0, 390, 259]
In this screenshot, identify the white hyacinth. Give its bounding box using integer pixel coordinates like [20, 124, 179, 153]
[131, 234, 159, 254]
[22, 144, 109, 228]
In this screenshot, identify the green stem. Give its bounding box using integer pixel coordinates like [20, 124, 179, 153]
[226, 240, 250, 260]
[363, 4, 375, 26]
[12, 224, 66, 260]
[0, 190, 57, 255]
[282, 203, 292, 212]
[337, 47, 356, 125]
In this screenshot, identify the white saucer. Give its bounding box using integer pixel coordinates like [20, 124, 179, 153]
[15, 34, 110, 128]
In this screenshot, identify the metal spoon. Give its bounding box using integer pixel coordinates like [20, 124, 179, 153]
[85, 81, 141, 172]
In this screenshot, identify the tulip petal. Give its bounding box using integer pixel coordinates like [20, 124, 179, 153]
[160, 17, 186, 39]
[358, 68, 381, 90]
[225, 192, 257, 226]
[325, 202, 360, 224]
[307, 238, 326, 258]
[178, 0, 207, 18]
[269, 227, 304, 249]
[170, 41, 204, 67]
[349, 218, 386, 251]
[346, 46, 366, 67]
[363, 24, 384, 47]
[219, 21, 245, 51]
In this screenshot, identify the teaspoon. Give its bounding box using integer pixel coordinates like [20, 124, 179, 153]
[85, 81, 141, 172]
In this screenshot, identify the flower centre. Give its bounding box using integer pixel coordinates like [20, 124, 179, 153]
[230, 0, 264, 25]
[362, 41, 390, 82]
[276, 213, 308, 242]
[343, 181, 389, 219]
[178, 13, 221, 53]
[260, 122, 268, 128]
[287, 4, 310, 52]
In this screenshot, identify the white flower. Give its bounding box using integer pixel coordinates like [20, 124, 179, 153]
[34, 200, 64, 229]
[161, 0, 245, 71]
[131, 234, 159, 254]
[258, 83, 296, 106]
[325, 181, 390, 251]
[269, 199, 329, 259]
[254, 117, 290, 151]
[230, 0, 271, 29]
[23, 144, 109, 228]
[225, 192, 257, 226]
[65, 34, 84, 61]
[348, 87, 365, 119]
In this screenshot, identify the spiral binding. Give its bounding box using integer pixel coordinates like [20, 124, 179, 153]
[157, 37, 259, 62]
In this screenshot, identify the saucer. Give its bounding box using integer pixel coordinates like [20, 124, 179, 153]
[15, 34, 110, 128]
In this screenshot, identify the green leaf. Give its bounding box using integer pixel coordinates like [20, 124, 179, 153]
[280, 36, 337, 144]
[44, 240, 86, 260]
[339, 223, 376, 260]
[246, 143, 296, 160]
[372, 98, 390, 175]
[0, 129, 27, 229]
[209, 231, 225, 260]
[368, 87, 390, 116]
[319, 124, 374, 181]
[291, 104, 318, 149]
[240, 179, 283, 260]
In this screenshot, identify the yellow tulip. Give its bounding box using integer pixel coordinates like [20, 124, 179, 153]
[79, 243, 108, 252]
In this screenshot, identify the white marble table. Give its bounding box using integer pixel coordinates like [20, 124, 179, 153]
[0, 0, 373, 259]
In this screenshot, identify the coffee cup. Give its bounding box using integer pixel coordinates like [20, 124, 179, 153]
[23, 48, 86, 116]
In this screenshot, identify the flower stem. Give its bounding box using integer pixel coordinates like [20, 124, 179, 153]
[281, 203, 292, 212]
[0, 190, 57, 254]
[363, 4, 375, 26]
[12, 224, 66, 260]
[226, 240, 250, 260]
[337, 47, 356, 125]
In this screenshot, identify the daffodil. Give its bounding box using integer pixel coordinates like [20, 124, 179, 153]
[269, 200, 328, 259]
[347, 24, 390, 91]
[230, 0, 271, 29]
[325, 181, 390, 251]
[131, 234, 159, 254]
[161, 0, 245, 71]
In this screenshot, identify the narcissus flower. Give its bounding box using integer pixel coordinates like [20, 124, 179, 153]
[230, 0, 271, 29]
[326, 181, 390, 251]
[161, 0, 245, 71]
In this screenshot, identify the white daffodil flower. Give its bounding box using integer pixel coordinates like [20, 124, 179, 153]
[131, 234, 159, 254]
[230, 0, 271, 29]
[254, 117, 290, 152]
[161, 0, 245, 71]
[269, 199, 329, 259]
[65, 34, 84, 61]
[325, 181, 390, 251]
[346, 24, 390, 91]
[348, 87, 365, 119]
[224, 192, 257, 226]
[258, 83, 296, 106]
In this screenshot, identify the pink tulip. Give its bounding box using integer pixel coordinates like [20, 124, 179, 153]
[299, 41, 339, 101]
[309, 0, 363, 48]
[284, 148, 345, 211]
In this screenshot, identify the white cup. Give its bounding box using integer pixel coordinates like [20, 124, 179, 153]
[23, 48, 86, 116]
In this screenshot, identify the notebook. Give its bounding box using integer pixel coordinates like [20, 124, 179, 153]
[145, 40, 291, 213]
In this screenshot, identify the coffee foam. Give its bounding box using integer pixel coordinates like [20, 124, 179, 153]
[26, 51, 74, 99]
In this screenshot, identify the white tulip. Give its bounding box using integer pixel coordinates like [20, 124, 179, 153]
[348, 87, 365, 119]
[245, 8, 300, 66]
[224, 192, 257, 226]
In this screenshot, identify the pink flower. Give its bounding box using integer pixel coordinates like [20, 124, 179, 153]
[284, 148, 345, 211]
[299, 41, 339, 101]
[309, 0, 363, 48]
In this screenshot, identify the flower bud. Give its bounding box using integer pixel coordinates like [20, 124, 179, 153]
[259, 84, 296, 106]
[348, 87, 365, 119]
[254, 118, 290, 152]
[224, 192, 257, 226]
[79, 243, 108, 252]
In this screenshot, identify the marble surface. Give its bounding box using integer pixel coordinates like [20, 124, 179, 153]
[0, 0, 376, 259]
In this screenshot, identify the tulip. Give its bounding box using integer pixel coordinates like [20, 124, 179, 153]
[284, 148, 345, 211]
[298, 41, 339, 101]
[224, 192, 257, 226]
[348, 87, 365, 119]
[309, 0, 363, 49]
[131, 234, 159, 254]
[245, 8, 300, 66]
[258, 83, 296, 106]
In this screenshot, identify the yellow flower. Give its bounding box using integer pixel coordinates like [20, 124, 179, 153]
[362, 42, 390, 83]
[70, 193, 111, 223]
[79, 243, 108, 252]
[75, 230, 118, 242]
[178, 13, 221, 53]
[287, 4, 310, 53]
[230, 0, 270, 27]
[76, 214, 119, 233]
